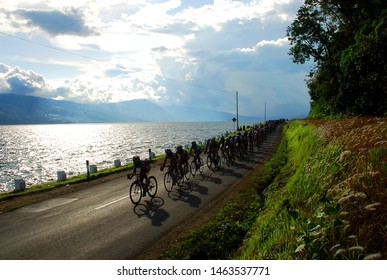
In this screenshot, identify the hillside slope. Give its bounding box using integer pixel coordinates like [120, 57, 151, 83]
[237, 117, 386, 259]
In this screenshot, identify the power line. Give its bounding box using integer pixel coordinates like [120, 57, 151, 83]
[0, 31, 103, 62]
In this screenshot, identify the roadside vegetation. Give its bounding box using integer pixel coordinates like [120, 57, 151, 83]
[165, 117, 386, 260]
[238, 117, 386, 260]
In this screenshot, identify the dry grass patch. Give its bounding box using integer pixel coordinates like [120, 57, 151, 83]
[312, 117, 386, 259]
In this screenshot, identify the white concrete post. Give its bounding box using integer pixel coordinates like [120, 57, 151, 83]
[89, 165, 98, 173]
[14, 179, 26, 191]
[114, 159, 121, 168]
[57, 171, 67, 182]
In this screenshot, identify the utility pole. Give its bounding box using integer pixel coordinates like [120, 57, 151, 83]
[236, 91, 239, 131]
[264, 102, 266, 122]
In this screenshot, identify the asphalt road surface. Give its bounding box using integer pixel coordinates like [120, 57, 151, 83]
[0, 125, 283, 259]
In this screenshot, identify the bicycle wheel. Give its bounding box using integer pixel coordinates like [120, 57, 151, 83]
[215, 154, 221, 169]
[184, 163, 191, 180]
[221, 152, 227, 165]
[198, 158, 204, 174]
[129, 181, 142, 204]
[236, 149, 243, 160]
[164, 172, 173, 192]
[177, 170, 184, 187]
[226, 154, 232, 166]
[206, 155, 212, 169]
[207, 154, 215, 172]
[147, 176, 158, 197]
[190, 160, 197, 177]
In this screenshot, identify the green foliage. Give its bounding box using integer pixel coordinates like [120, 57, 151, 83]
[338, 14, 387, 115]
[287, 0, 387, 117]
[286, 0, 336, 64]
[166, 201, 259, 260]
[236, 121, 327, 259]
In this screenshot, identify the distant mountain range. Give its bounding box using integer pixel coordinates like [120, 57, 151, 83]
[0, 94, 259, 124]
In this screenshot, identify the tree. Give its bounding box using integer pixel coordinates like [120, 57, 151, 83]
[287, 0, 387, 116]
[286, 0, 338, 64]
[338, 15, 387, 115]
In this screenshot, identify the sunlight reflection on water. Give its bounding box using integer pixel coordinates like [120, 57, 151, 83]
[0, 122, 243, 191]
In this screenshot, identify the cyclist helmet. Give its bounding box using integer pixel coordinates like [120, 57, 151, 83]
[165, 148, 172, 155]
[192, 141, 197, 147]
[176, 145, 183, 152]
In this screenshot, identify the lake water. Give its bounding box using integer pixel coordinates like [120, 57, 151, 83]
[0, 122, 250, 192]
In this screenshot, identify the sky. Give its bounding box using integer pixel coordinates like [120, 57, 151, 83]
[0, 0, 312, 119]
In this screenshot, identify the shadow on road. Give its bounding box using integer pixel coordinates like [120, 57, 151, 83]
[201, 172, 223, 184]
[132, 196, 170, 226]
[220, 167, 243, 178]
[168, 186, 202, 208]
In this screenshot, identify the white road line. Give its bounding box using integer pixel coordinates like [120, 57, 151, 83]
[19, 198, 78, 213]
[94, 196, 128, 210]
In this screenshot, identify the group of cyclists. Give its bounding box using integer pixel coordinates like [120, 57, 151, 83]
[129, 120, 284, 197]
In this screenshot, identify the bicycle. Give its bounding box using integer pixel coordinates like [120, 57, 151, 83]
[235, 144, 243, 160]
[190, 155, 204, 177]
[221, 148, 233, 166]
[181, 161, 191, 180]
[207, 151, 221, 172]
[127, 173, 158, 205]
[162, 165, 184, 192]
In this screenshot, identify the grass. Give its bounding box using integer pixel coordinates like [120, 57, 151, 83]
[236, 117, 386, 260]
[164, 117, 386, 260]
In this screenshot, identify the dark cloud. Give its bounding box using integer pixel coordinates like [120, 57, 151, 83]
[15, 7, 97, 36]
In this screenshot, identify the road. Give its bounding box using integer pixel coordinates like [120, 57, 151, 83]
[0, 125, 283, 260]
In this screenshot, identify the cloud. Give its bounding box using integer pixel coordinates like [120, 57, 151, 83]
[0, 0, 311, 119]
[14, 7, 97, 36]
[150, 30, 310, 118]
[0, 63, 49, 95]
